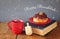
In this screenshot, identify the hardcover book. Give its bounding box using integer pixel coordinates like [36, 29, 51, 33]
[28, 20, 57, 36]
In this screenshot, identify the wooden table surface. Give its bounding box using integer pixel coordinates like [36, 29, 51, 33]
[0, 21, 60, 39]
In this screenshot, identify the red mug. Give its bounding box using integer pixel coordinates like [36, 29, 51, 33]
[8, 19, 24, 34]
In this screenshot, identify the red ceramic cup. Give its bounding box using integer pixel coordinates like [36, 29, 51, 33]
[8, 19, 24, 34]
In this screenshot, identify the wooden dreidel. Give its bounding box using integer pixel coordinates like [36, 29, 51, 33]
[25, 22, 32, 35]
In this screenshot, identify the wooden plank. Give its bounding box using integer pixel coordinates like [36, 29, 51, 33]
[0, 22, 16, 39]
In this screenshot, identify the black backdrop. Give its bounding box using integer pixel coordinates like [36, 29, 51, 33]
[0, 0, 60, 22]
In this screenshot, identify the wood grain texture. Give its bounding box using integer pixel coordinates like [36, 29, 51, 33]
[0, 21, 60, 39]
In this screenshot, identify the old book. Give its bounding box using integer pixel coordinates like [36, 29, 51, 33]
[28, 20, 57, 36]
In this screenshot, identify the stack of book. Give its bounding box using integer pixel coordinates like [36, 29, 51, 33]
[28, 20, 57, 36]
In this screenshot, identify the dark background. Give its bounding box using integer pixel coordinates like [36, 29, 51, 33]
[0, 0, 60, 22]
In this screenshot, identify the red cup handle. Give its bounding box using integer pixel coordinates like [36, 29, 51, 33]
[8, 21, 12, 30]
